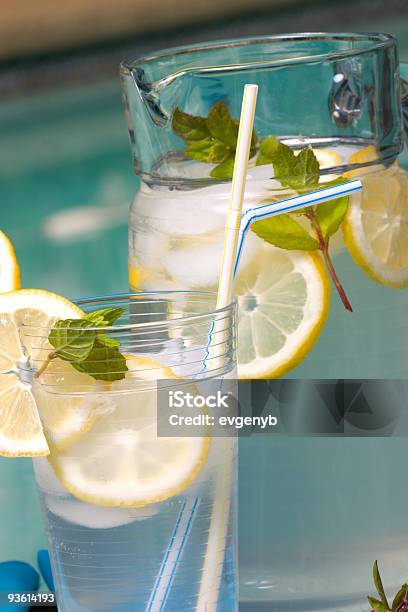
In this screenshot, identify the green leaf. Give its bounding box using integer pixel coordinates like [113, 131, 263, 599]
[255, 137, 320, 191]
[49, 319, 96, 362]
[185, 138, 230, 164]
[84, 307, 125, 326]
[256, 152, 273, 166]
[392, 584, 408, 610]
[210, 156, 235, 180]
[368, 596, 389, 612]
[373, 561, 390, 609]
[48, 307, 128, 382]
[172, 108, 209, 141]
[314, 196, 349, 240]
[251, 214, 320, 251]
[96, 334, 120, 348]
[256, 137, 297, 189]
[173, 102, 257, 174]
[72, 341, 128, 382]
[256, 136, 287, 165]
[291, 148, 320, 190]
[207, 102, 238, 148]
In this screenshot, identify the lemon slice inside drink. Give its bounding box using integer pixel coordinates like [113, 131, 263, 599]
[344, 147, 408, 287]
[235, 242, 330, 379]
[33, 359, 114, 451]
[0, 229, 20, 292]
[0, 289, 83, 456]
[49, 356, 210, 508]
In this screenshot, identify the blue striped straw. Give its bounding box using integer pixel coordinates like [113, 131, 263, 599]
[145, 497, 200, 612]
[234, 179, 362, 278]
[204, 179, 362, 371]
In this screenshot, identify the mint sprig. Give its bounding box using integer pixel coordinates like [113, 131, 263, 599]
[368, 561, 408, 611]
[172, 103, 353, 311]
[253, 137, 352, 312]
[35, 307, 128, 382]
[172, 102, 257, 179]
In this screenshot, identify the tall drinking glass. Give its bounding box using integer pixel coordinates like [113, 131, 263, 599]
[30, 292, 237, 611]
[121, 34, 408, 609]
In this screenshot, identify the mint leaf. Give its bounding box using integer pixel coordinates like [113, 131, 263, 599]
[172, 108, 209, 141]
[84, 307, 125, 326]
[373, 561, 390, 610]
[210, 155, 235, 180]
[47, 307, 128, 382]
[251, 214, 319, 251]
[49, 319, 96, 362]
[291, 148, 320, 190]
[392, 585, 408, 610]
[173, 101, 257, 173]
[72, 342, 128, 382]
[185, 138, 230, 164]
[255, 137, 319, 191]
[368, 596, 389, 612]
[314, 196, 349, 240]
[256, 136, 286, 166]
[207, 102, 238, 148]
[96, 334, 120, 348]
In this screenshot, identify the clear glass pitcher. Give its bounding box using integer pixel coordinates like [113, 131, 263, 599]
[121, 34, 408, 611]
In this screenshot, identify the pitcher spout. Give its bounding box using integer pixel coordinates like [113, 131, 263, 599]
[130, 67, 169, 128]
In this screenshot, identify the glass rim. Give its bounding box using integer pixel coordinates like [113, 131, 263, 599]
[21, 290, 236, 333]
[120, 32, 396, 76]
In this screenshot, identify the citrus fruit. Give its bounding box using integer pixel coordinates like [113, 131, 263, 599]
[33, 359, 114, 451]
[0, 229, 20, 292]
[235, 241, 330, 378]
[0, 289, 83, 456]
[49, 356, 210, 508]
[344, 149, 408, 287]
[313, 148, 342, 170]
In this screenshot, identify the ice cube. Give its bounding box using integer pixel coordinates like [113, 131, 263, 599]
[133, 186, 227, 237]
[133, 164, 275, 238]
[163, 229, 262, 289]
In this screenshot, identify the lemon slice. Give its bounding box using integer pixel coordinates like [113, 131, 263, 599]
[344, 158, 408, 287]
[235, 242, 330, 378]
[33, 359, 114, 451]
[49, 356, 210, 508]
[313, 148, 342, 170]
[0, 230, 20, 292]
[0, 289, 83, 456]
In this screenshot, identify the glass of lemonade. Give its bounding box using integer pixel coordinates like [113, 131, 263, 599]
[28, 292, 237, 611]
[120, 34, 408, 609]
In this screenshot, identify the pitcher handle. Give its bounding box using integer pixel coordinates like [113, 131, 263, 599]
[400, 62, 408, 139]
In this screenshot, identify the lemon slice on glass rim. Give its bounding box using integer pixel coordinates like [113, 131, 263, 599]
[0, 289, 119, 455]
[0, 289, 84, 456]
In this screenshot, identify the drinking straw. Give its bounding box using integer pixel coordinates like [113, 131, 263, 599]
[233, 178, 362, 277]
[197, 83, 259, 611]
[145, 84, 258, 612]
[145, 497, 200, 611]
